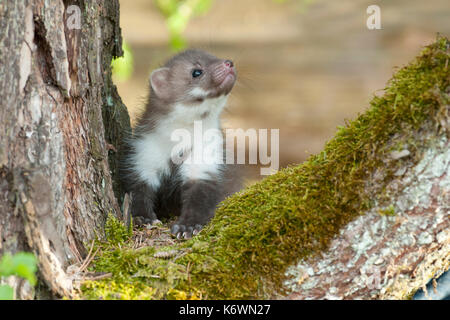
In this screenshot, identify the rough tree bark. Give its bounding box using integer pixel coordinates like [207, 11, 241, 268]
[0, 0, 130, 299]
[285, 133, 449, 299]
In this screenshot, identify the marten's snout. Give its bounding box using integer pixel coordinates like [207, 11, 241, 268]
[224, 60, 235, 75]
[210, 59, 236, 95]
[224, 60, 235, 77]
[212, 59, 236, 85]
[224, 60, 234, 68]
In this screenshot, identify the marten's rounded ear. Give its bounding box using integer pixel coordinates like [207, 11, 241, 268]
[150, 68, 170, 99]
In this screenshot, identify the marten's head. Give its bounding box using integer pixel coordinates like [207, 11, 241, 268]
[149, 49, 237, 106]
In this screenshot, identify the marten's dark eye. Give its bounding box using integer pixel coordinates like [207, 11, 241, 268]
[192, 69, 203, 78]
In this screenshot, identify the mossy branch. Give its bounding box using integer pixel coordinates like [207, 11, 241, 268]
[80, 36, 449, 300]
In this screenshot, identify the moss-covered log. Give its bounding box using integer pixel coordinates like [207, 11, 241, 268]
[0, 0, 130, 298]
[80, 37, 449, 300]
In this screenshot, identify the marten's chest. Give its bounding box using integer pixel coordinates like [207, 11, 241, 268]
[130, 100, 226, 190]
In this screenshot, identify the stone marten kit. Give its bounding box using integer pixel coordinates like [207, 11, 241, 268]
[123, 49, 241, 239]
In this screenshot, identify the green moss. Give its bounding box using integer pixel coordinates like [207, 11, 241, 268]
[82, 280, 157, 300]
[80, 36, 450, 300]
[104, 213, 132, 245]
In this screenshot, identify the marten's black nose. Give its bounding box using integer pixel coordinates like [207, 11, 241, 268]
[224, 60, 234, 68]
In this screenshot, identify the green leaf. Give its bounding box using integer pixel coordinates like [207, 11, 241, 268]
[154, 0, 178, 17]
[111, 41, 134, 82]
[0, 252, 37, 286]
[170, 33, 187, 51]
[0, 285, 14, 300]
[167, 11, 190, 34]
[193, 0, 213, 15]
[11, 253, 37, 285]
[0, 253, 14, 276]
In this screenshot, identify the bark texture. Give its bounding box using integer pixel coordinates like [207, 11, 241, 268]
[285, 132, 449, 300]
[0, 0, 130, 298]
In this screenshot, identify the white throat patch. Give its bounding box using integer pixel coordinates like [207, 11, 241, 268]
[130, 94, 229, 189]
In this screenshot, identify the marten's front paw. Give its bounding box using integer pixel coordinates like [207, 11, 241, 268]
[171, 223, 203, 239]
[133, 216, 161, 226]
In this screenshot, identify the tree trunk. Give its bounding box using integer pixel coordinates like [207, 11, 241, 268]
[0, 0, 130, 299]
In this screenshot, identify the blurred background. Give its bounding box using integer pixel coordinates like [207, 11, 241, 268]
[113, 0, 450, 181]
